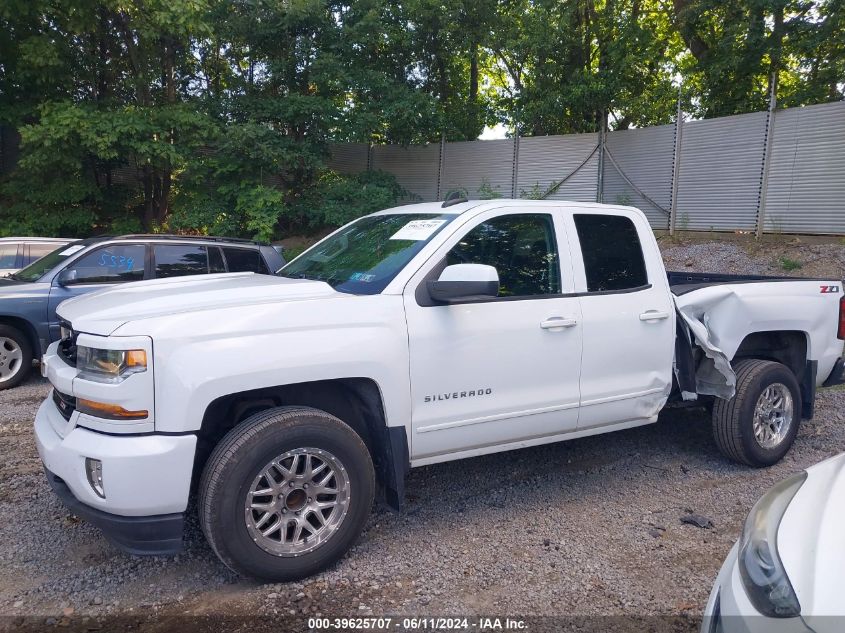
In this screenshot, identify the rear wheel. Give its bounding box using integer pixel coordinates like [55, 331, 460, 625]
[199, 406, 374, 581]
[0, 324, 32, 390]
[712, 359, 801, 467]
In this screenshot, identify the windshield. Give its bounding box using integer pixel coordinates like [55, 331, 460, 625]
[11, 242, 87, 283]
[279, 213, 455, 294]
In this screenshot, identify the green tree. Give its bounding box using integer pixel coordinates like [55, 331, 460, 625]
[1, 0, 841, 240]
[1, 0, 218, 233]
[672, 0, 844, 117]
[487, 0, 683, 134]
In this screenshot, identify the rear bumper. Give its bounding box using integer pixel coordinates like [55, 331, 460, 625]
[822, 357, 845, 387]
[45, 469, 184, 555]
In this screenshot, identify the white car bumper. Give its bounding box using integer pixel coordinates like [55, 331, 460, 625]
[34, 395, 197, 554]
[702, 543, 812, 633]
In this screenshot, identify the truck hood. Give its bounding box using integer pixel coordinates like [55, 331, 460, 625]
[57, 273, 345, 336]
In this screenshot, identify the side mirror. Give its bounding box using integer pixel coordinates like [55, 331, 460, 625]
[55, 268, 78, 287]
[427, 264, 499, 304]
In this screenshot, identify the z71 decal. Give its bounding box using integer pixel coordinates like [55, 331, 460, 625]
[820, 285, 840, 294]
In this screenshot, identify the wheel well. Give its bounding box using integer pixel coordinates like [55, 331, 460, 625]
[193, 378, 408, 510]
[0, 316, 40, 357]
[733, 330, 813, 418]
[733, 331, 807, 378]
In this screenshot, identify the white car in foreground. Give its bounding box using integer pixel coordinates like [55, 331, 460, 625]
[703, 452, 845, 633]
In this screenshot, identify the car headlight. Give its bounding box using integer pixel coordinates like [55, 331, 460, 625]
[739, 471, 807, 618]
[77, 346, 147, 384]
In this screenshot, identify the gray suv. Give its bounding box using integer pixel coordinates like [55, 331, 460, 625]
[0, 234, 285, 389]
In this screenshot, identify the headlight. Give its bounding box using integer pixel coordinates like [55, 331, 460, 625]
[739, 471, 807, 618]
[77, 346, 147, 383]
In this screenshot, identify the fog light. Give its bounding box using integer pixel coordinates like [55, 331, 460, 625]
[85, 458, 105, 498]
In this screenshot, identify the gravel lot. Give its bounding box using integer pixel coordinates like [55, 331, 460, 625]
[1, 237, 844, 631]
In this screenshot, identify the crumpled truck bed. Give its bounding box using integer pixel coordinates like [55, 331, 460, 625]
[670, 274, 845, 402]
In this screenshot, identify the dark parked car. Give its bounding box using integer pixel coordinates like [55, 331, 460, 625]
[0, 234, 285, 389]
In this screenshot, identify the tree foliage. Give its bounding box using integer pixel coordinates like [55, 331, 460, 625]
[0, 0, 841, 238]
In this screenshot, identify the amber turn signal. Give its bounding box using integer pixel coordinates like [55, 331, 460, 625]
[125, 350, 147, 367]
[77, 398, 148, 420]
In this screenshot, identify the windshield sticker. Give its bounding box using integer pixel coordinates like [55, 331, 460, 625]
[389, 219, 447, 241]
[349, 272, 376, 282]
[58, 245, 85, 256]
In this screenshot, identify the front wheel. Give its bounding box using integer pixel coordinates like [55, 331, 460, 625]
[712, 359, 801, 467]
[0, 324, 33, 390]
[198, 406, 374, 581]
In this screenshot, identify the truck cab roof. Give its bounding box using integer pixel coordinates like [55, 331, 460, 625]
[372, 198, 644, 217]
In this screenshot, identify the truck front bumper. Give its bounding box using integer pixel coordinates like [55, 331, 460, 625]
[34, 396, 197, 555]
[44, 469, 184, 555]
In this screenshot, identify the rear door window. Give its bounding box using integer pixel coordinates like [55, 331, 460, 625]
[223, 247, 268, 273]
[573, 214, 648, 292]
[153, 244, 209, 279]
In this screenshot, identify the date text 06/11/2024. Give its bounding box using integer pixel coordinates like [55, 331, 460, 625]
[307, 617, 527, 630]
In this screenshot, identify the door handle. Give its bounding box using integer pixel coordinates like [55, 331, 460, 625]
[639, 310, 670, 321]
[540, 317, 578, 330]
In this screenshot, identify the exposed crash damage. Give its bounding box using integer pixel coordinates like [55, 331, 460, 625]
[670, 272, 845, 409]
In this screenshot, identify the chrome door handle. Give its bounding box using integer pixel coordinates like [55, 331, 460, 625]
[639, 310, 670, 321]
[540, 317, 578, 329]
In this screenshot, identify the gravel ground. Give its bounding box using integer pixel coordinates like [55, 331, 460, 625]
[1, 238, 843, 631]
[661, 235, 845, 279]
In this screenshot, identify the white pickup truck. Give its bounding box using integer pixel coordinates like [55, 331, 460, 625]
[34, 199, 845, 581]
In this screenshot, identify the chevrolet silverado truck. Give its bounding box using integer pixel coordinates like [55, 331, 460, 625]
[34, 199, 845, 581]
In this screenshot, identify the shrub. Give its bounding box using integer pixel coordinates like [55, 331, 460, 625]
[289, 170, 406, 230]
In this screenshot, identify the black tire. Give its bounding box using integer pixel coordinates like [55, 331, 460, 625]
[712, 359, 801, 467]
[198, 406, 375, 581]
[0, 324, 33, 391]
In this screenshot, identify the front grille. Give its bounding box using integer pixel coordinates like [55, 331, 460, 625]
[57, 320, 78, 367]
[52, 389, 76, 421]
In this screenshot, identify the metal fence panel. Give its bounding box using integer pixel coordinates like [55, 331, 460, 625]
[516, 133, 599, 202]
[762, 101, 845, 235]
[327, 143, 369, 174]
[439, 139, 514, 199]
[371, 144, 440, 202]
[603, 125, 674, 229]
[674, 111, 768, 231]
[323, 103, 845, 234]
